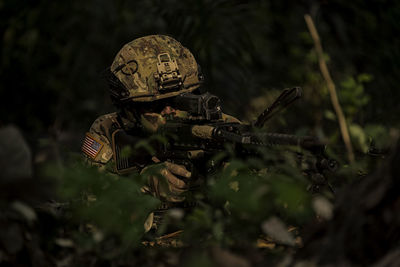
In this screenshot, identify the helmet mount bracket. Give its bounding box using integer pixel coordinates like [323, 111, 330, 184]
[154, 53, 183, 92]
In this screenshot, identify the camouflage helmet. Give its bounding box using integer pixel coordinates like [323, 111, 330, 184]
[108, 35, 203, 103]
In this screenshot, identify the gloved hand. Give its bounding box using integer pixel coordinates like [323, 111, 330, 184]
[141, 157, 192, 202]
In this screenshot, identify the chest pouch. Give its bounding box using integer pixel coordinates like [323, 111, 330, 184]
[111, 129, 152, 174]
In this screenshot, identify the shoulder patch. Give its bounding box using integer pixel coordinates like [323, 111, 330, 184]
[82, 133, 104, 159]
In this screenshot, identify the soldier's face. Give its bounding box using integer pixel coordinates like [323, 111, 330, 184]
[131, 99, 177, 115]
[141, 105, 176, 117]
[160, 106, 176, 115]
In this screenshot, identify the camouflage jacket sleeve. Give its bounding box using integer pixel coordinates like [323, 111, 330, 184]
[82, 113, 119, 172]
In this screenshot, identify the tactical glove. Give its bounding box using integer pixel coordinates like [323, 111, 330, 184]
[141, 157, 192, 202]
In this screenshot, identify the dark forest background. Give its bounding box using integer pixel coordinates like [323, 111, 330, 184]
[1, 0, 400, 266]
[2, 0, 399, 138]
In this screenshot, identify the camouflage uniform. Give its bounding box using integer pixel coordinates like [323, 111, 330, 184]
[82, 35, 241, 212]
[83, 113, 118, 170]
[83, 111, 240, 173]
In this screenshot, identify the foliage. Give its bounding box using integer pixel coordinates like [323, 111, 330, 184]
[56, 160, 160, 249]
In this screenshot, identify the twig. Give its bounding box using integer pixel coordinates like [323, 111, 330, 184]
[304, 14, 355, 163]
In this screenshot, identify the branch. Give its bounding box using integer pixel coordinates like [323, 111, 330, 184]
[304, 14, 355, 163]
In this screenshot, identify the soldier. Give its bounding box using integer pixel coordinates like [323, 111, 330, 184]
[82, 35, 240, 231]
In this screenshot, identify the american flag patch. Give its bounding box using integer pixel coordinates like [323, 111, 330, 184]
[82, 133, 104, 159]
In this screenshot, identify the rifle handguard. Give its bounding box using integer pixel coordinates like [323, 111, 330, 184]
[191, 125, 215, 139]
[191, 125, 250, 144]
[192, 124, 326, 152]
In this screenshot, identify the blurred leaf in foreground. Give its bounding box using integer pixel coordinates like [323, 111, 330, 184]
[53, 159, 160, 248]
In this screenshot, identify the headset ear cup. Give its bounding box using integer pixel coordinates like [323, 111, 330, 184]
[102, 68, 129, 101]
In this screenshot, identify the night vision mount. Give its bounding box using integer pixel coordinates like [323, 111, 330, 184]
[154, 53, 183, 91]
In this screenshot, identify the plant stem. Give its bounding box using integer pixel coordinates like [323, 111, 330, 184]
[304, 14, 355, 163]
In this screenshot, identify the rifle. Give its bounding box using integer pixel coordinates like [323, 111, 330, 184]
[112, 89, 337, 190]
